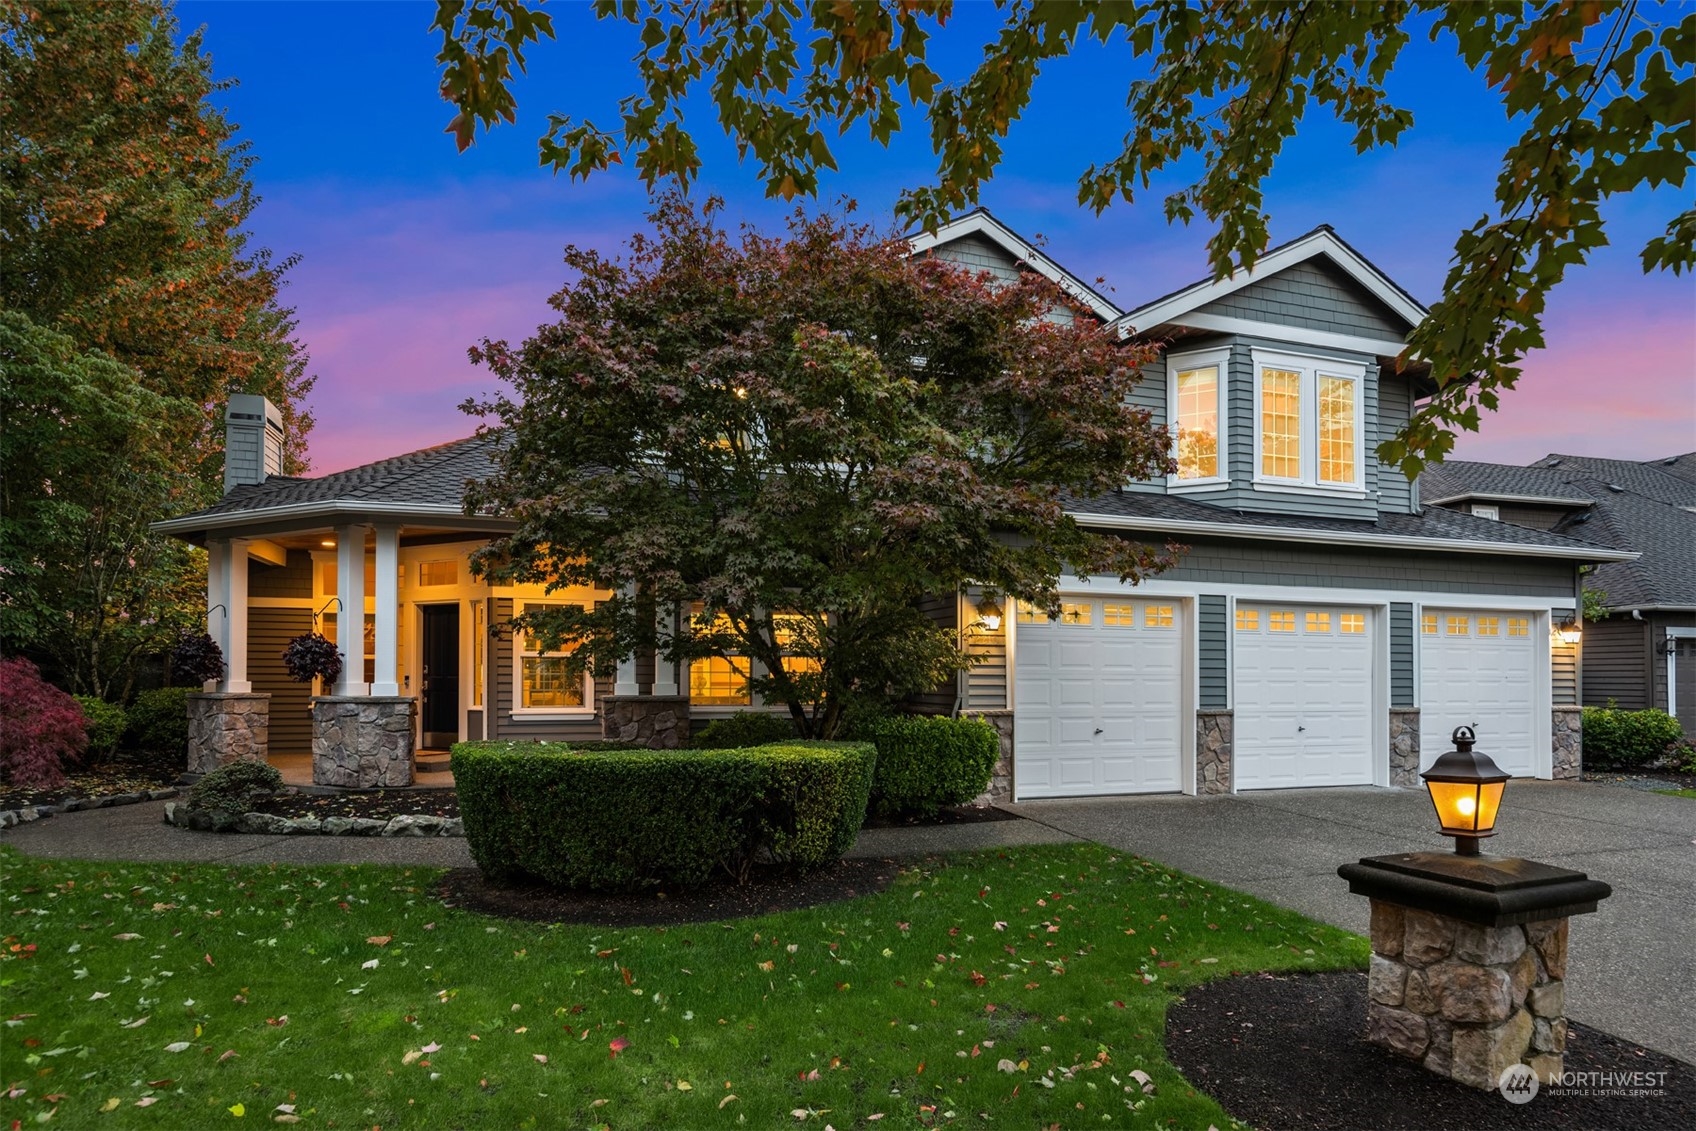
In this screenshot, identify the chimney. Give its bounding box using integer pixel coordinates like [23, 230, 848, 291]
[224, 394, 285, 493]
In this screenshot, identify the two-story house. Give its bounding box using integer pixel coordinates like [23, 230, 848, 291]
[156, 209, 1632, 796]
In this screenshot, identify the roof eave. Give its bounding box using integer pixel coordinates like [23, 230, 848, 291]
[152, 500, 515, 539]
[1424, 492, 1595, 508]
[906, 210, 1123, 322]
[1067, 510, 1640, 563]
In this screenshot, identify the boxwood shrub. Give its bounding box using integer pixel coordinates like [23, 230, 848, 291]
[74, 696, 128, 760]
[126, 687, 193, 756]
[862, 714, 1000, 819]
[690, 711, 798, 749]
[450, 740, 875, 891]
[1581, 702, 1685, 767]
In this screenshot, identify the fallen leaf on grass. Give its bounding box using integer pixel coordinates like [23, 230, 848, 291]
[134, 1097, 158, 1108]
[218, 1050, 239, 1064]
[756, 960, 775, 973]
[100, 1098, 120, 1113]
[1129, 1069, 1156, 1095]
[997, 1059, 1019, 1074]
[87, 992, 109, 1001]
[402, 1050, 424, 1066]
[265, 1017, 288, 1027]
[112, 933, 142, 941]
[420, 1042, 440, 1054]
[718, 1095, 737, 1110]
[533, 1054, 547, 1064]
[361, 959, 379, 970]
[204, 954, 215, 967]
[366, 936, 391, 947]
[164, 1042, 191, 1053]
[676, 1080, 692, 1091]
[146, 1080, 172, 1089]
[121, 1016, 150, 1029]
[608, 1037, 629, 1058]
[228, 1102, 245, 1116]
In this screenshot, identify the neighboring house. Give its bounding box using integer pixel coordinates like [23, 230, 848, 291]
[1423, 453, 1696, 734]
[157, 210, 1633, 797]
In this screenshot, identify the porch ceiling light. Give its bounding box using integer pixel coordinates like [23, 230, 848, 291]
[1420, 726, 1511, 856]
[1556, 615, 1581, 645]
[320, 539, 335, 548]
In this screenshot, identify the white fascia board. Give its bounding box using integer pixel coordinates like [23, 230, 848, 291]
[1115, 229, 1427, 336]
[1422, 491, 1595, 508]
[907, 211, 1122, 322]
[1131, 311, 1413, 359]
[1602, 605, 1696, 615]
[151, 500, 514, 537]
[1066, 509, 1640, 562]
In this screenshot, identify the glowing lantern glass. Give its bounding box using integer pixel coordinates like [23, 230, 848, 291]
[1420, 726, 1511, 855]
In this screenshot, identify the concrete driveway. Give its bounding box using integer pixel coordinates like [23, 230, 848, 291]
[1005, 780, 1695, 1066]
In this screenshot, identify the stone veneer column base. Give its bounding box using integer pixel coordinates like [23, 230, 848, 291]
[601, 695, 690, 748]
[1196, 710, 1233, 794]
[1367, 901, 1571, 1088]
[970, 710, 1014, 805]
[312, 697, 414, 788]
[186, 693, 270, 774]
[1551, 707, 1582, 780]
[1389, 708, 1422, 789]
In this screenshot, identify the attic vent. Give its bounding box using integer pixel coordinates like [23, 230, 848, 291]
[1665, 457, 1679, 465]
[1607, 483, 1624, 493]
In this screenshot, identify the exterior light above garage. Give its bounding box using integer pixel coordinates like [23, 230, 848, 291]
[1556, 615, 1582, 645]
[975, 598, 1003, 633]
[1420, 726, 1511, 856]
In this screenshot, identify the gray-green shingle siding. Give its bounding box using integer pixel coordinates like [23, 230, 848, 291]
[1150, 538, 1577, 598]
[1194, 258, 1409, 340]
[1390, 602, 1415, 707]
[1198, 595, 1228, 709]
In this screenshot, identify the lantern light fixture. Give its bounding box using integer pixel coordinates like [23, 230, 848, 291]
[1556, 615, 1582, 645]
[1420, 725, 1512, 856]
[975, 597, 1003, 633]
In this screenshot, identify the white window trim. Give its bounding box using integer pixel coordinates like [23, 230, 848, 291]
[1250, 348, 1368, 496]
[1471, 503, 1501, 521]
[1669, 627, 1696, 721]
[511, 600, 595, 717]
[1165, 346, 1231, 491]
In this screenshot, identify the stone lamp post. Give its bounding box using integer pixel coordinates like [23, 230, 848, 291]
[1337, 728, 1611, 1090]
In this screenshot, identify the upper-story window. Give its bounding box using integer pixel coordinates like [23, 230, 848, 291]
[1166, 347, 1229, 488]
[1251, 349, 1366, 493]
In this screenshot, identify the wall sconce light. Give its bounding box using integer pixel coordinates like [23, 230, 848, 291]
[975, 598, 1003, 633]
[1556, 615, 1581, 645]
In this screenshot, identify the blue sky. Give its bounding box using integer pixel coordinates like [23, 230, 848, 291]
[175, 1, 1695, 473]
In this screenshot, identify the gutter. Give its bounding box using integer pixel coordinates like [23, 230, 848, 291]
[1068, 510, 1640, 563]
[151, 500, 513, 537]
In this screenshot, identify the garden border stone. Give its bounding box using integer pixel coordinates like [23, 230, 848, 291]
[0, 788, 178, 828]
[161, 802, 463, 837]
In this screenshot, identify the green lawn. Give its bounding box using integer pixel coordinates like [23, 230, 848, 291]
[0, 843, 1366, 1129]
[1653, 787, 1696, 799]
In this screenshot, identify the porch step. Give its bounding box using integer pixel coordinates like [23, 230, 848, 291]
[414, 754, 453, 775]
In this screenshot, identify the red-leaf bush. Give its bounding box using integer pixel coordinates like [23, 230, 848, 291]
[171, 632, 226, 685]
[0, 657, 88, 789]
[281, 632, 342, 684]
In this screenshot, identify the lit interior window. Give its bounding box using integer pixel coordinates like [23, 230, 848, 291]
[1422, 613, 1439, 635]
[1060, 602, 1092, 626]
[519, 602, 584, 709]
[1477, 616, 1500, 637]
[1306, 611, 1332, 633]
[1175, 364, 1220, 480]
[1446, 615, 1470, 636]
[1017, 602, 1050, 625]
[418, 560, 457, 587]
[1260, 367, 1302, 479]
[1340, 613, 1366, 634]
[1235, 608, 1260, 632]
[1145, 605, 1174, 628]
[1507, 617, 1530, 637]
[689, 606, 751, 706]
[1103, 604, 1137, 627]
[1269, 611, 1296, 633]
[1317, 375, 1357, 485]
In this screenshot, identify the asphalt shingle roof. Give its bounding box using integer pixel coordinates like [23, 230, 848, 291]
[1421, 453, 1696, 608]
[177, 433, 501, 522]
[1064, 488, 1621, 556]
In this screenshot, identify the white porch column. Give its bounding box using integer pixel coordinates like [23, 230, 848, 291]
[224, 538, 252, 693]
[370, 525, 400, 696]
[654, 602, 680, 696]
[205, 539, 231, 692]
[614, 583, 641, 696]
[334, 524, 369, 696]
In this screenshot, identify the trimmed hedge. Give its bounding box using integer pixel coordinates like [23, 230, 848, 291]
[74, 696, 128, 759]
[691, 711, 798, 749]
[1582, 703, 1685, 767]
[863, 714, 1000, 819]
[451, 740, 875, 891]
[189, 761, 283, 821]
[127, 687, 193, 755]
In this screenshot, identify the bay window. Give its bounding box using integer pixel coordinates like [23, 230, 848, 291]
[1251, 349, 1365, 492]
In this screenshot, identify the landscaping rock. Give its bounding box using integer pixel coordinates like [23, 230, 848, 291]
[1367, 1006, 1429, 1059]
[1450, 1007, 1534, 1090]
[382, 814, 444, 837]
[235, 811, 296, 835]
[162, 801, 180, 826]
[441, 818, 464, 837]
[0, 810, 16, 829]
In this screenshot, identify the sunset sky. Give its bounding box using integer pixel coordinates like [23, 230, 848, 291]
[175, 1, 1695, 475]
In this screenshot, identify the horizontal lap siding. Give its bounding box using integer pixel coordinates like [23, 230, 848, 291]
[1390, 603, 1415, 707]
[1198, 595, 1228, 710]
[906, 594, 959, 716]
[1151, 538, 1578, 598]
[1581, 617, 1648, 709]
[1552, 637, 1578, 706]
[1195, 258, 1408, 340]
[490, 597, 604, 742]
[1651, 613, 1696, 714]
[249, 550, 313, 599]
[249, 607, 314, 754]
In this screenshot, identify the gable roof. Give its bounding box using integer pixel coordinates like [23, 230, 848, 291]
[1113, 225, 1427, 351]
[906, 209, 1123, 322]
[1421, 452, 1696, 611]
[153, 434, 507, 537]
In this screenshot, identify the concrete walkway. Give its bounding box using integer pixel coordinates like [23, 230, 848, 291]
[1005, 781, 1696, 1065]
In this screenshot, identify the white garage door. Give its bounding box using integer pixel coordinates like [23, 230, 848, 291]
[1419, 610, 1540, 776]
[1013, 598, 1184, 798]
[1235, 603, 1375, 789]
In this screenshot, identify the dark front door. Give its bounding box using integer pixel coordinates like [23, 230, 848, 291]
[420, 605, 460, 749]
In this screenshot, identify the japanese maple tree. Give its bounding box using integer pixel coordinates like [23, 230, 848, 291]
[464, 196, 1172, 737]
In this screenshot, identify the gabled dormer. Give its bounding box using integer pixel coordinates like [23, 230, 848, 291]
[908, 209, 1123, 324]
[1114, 227, 1431, 519]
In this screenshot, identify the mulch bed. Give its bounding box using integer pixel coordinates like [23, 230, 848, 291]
[1166, 970, 1695, 1130]
[1583, 768, 1696, 793]
[0, 756, 180, 813]
[252, 789, 460, 823]
[863, 804, 1019, 828]
[437, 855, 906, 927]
